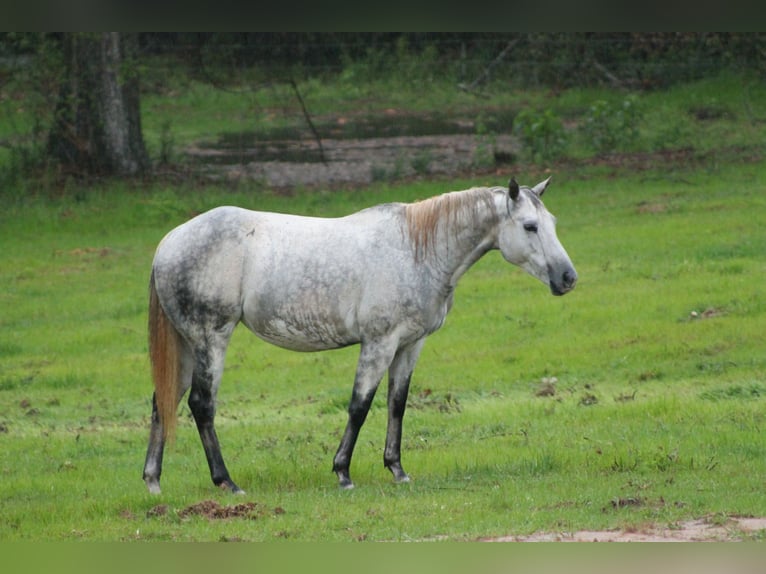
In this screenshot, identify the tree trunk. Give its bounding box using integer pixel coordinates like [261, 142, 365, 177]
[48, 32, 149, 176]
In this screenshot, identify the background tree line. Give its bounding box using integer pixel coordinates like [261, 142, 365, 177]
[0, 32, 763, 178]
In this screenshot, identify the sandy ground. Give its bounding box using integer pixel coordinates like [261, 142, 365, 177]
[488, 517, 766, 542]
[155, 501, 765, 541]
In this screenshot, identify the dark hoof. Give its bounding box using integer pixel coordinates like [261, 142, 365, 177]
[218, 479, 246, 495]
[388, 462, 410, 484]
[145, 477, 162, 495]
[336, 470, 355, 490]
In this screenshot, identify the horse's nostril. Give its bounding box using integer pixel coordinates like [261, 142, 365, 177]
[563, 270, 576, 287]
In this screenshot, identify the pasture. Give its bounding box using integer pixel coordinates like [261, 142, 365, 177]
[1, 159, 765, 541]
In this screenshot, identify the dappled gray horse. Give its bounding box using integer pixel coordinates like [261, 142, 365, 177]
[143, 177, 577, 494]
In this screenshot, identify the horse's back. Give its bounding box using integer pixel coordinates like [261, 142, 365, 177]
[153, 203, 406, 286]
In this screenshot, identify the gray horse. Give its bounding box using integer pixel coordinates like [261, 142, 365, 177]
[143, 177, 577, 494]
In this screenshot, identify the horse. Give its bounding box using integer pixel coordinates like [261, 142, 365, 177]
[142, 176, 577, 494]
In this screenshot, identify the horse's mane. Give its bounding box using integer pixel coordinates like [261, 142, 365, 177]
[404, 187, 500, 258]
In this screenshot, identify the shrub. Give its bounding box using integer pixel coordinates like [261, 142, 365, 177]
[513, 108, 568, 163]
[581, 94, 643, 153]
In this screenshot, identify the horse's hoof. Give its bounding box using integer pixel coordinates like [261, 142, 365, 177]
[336, 471, 354, 490]
[218, 480, 245, 495]
[388, 462, 410, 484]
[145, 478, 162, 495]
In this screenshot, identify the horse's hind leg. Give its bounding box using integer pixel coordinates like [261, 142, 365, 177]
[143, 396, 165, 494]
[143, 341, 194, 494]
[188, 331, 244, 494]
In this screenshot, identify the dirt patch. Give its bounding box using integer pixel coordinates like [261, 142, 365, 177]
[487, 517, 766, 542]
[144, 500, 285, 521]
[145, 504, 168, 518]
[176, 500, 285, 520]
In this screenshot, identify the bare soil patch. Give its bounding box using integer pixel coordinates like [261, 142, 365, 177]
[178, 500, 285, 520]
[487, 517, 766, 542]
[146, 500, 285, 521]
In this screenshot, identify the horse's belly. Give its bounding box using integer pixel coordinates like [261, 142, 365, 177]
[242, 303, 358, 352]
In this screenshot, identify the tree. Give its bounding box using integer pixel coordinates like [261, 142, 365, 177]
[47, 32, 148, 176]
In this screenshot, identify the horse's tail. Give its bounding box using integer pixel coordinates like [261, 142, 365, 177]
[148, 269, 181, 442]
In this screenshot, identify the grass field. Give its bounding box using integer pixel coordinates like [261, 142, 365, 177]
[1, 162, 765, 541]
[1, 71, 765, 541]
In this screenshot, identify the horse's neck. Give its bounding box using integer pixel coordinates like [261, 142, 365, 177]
[425, 206, 499, 289]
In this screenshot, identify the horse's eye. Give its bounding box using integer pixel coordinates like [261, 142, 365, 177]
[524, 222, 538, 233]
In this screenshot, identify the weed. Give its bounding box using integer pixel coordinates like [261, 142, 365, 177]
[651, 446, 680, 472]
[610, 454, 639, 473]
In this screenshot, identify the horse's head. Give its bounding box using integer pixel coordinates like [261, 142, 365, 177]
[497, 177, 577, 296]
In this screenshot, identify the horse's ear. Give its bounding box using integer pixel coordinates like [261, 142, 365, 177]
[508, 177, 520, 201]
[532, 176, 552, 197]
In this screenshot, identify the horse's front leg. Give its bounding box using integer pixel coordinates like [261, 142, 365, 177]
[384, 339, 425, 484]
[333, 339, 397, 489]
[384, 374, 411, 484]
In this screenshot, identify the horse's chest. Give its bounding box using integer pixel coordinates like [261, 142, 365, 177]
[425, 292, 453, 334]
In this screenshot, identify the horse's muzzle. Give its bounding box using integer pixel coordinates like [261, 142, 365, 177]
[550, 268, 577, 296]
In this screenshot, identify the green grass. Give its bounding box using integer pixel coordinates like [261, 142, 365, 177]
[1, 157, 765, 541]
[1, 68, 766, 541]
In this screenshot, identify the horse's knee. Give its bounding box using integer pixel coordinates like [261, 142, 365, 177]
[388, 383, 409, 419]
[347, 403, 368, 427]
[187, 386, 215, 421]
[348, 388, 376, 424]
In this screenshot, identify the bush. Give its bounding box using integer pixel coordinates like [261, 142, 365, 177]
[513, 108, 568, 163]
[581, 94, 643, 153]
